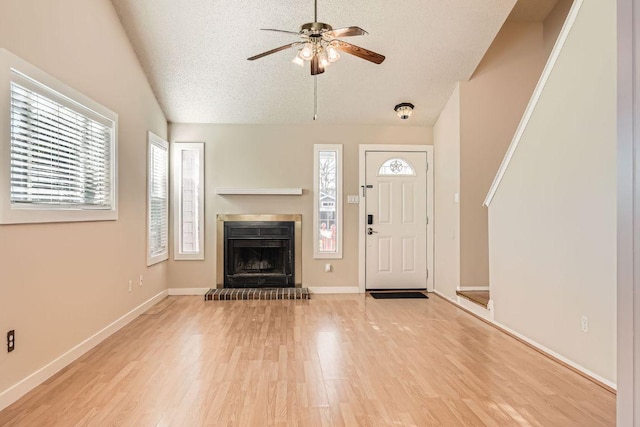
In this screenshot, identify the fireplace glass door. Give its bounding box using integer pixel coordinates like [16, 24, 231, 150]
[224, 221, 294, 288]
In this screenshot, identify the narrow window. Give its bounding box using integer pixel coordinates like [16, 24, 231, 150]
[1, 50, 118, 224]
[147, 132, 169, 266]
[314, 144, 342, 259]
[173, 142, 204, 260]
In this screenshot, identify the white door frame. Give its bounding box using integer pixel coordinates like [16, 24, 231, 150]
[617, 0, 639, 422]
[358, 144, 434, 293]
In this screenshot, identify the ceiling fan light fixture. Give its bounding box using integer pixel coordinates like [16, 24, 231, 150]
[318, 51, 330, 68]
[326, 44, 340, 62]
[300, 42, 314, 60]
[394, 103, 415, 120]
[292, 54, 305, 66]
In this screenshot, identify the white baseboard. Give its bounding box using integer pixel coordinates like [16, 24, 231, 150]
[433, 289, 457, 303]
[435, 290, 616, 391]
[457, 286, 490, 291]
[168, 287, 209, 296]
[308, 286, 361, 294]
[0, 290, 168, 412]
[457, 296, 492, 320]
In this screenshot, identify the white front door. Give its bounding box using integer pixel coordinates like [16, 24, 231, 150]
[365, 151, 428, 290]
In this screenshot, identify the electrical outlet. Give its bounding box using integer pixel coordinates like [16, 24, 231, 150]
[581, 315, 589, 333]
[128, 280, 132, 293]
[139, 275, 143, 287]
[7, 330, 15, 353]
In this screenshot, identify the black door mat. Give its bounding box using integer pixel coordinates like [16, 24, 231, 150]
[204, 288, 310, 301]
[369, 291, 428, 299]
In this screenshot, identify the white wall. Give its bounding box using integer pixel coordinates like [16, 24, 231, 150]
[168, 123, 432, 290]
[487, 0, 617, 383]
[434, 85, 461, 299]
[0, 0, 168, 407]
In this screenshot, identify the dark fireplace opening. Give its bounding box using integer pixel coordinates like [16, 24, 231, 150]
[224, 221, 294, 288]
[233, 244, 284, 275]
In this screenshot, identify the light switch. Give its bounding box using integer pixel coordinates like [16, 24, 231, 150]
[347, 195, 359, 204]
[454, 192, 460, 203]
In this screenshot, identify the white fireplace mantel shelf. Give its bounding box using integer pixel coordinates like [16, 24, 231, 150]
[215, 188, 303, 196]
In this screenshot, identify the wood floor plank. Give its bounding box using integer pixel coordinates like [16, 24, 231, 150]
[0, 294, 615, 426]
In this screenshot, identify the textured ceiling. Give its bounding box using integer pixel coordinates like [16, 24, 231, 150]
[111, 0, 521, 126]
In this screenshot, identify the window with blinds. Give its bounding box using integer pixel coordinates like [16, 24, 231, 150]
[147, 133, 169, 266]
[10, 80, 113, 208]
[0, 54, 118, 224]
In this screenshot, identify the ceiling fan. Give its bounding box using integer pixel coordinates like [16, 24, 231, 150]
[247, 0, 385, 75]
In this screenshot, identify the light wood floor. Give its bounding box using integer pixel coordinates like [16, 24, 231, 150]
[0, 294, 615, 426]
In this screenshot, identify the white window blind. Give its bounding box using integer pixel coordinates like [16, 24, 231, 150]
[147, 133, 169, 265]
[0, 52, 118, 224]
[10, 80, 113, 208]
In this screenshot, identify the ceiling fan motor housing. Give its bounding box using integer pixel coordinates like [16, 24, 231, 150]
[300, 22, 333, 35]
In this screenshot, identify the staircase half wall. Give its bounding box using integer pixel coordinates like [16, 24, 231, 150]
[484, 0, 617, 385]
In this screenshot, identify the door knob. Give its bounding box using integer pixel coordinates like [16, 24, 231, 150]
[367, 227, 378, 235]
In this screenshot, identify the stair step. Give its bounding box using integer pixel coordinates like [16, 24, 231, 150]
[456, 290, 490, 308]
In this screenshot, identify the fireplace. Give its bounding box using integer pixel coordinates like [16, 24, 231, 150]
[216, 214, 302, 288]
[224, 221, 294, 288]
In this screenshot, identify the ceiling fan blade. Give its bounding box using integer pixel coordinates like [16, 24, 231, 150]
[333, 40, 385, 64]
[260, 28, 302, 36]
[311, 56, 324, 75]
[325, 26, 368, 38]
[247, 42, 300, 61]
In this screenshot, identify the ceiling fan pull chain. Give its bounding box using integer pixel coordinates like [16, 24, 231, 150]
[313, 75, 318, 120]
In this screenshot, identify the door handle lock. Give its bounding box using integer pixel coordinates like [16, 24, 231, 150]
[367, 227, 378, 235]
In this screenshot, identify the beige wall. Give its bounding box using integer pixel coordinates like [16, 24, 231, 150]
[457, 8, 575, 288]
[0, 0, 167, 399]
[488, 0, 616, 382]
[168, 124, 432, 289]
[433, 85, 461, 299]
[457, 21, 548, 287]
[434, 21, 549, 295]
[544, 0, 574, 54]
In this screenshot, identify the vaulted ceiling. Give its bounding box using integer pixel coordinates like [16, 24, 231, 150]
[111, 0, 557, 126]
